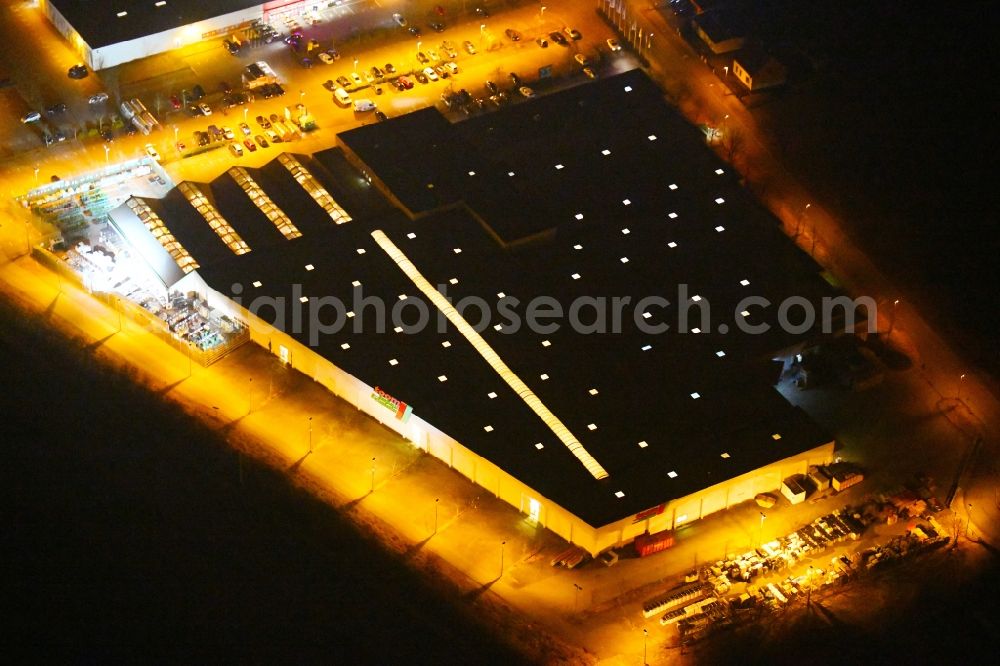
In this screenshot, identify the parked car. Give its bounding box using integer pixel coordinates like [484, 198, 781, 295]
[536, 37, 548, 48]
[88, 93, 109, 104]
[408, 26, 422, 37]
[353, 98, 376, 112]
[223, 126, 235, 140]
[574, 54, 590, 66]
[564, 27, 583, 40]
[505, 28, 522, 42]
[519, 85, 536, 98]
[45, 103, 68, 115]
[416, 51, 430, 64]
[67, 64, 88, 79]
[423, 67, 439, 82]
[385, 62, 397, 75]
[508, 72, 522, 87]
[443, 62, 459, 76]
[318, 51, 334, 65]
[371, 65, 384, 79]
[243, 138, 257, 152]
[433, 65, 449, 79]
[415, 71, 429, 84]
[192, 84, 205, 100]
[333, 87, 351, 106]
[170, 94, 181, 109]
[583, 67, 596, 79]
[239, 122, 252, 136]
[485, 80, 498, 95]
[336, 75, 351, 88]
[223, 39, 239, 55]
[255, 115, 271, 129]
[20, 111, 41, 123]
[254, 134, 269, 148]
[396, 76, 413, 90]
[197, 102, 212, 116]
[229, 142, 243, 157]
[392, 13, 407, 27]
[429, 21, 445, 33]
[549, 31, 567, 45]
[374, 109, 388, 122]
[607, 38, 622, 52]
[144, 143, 161, 162]
[350, 72, 363, 86]
[463, 40, 477, 54]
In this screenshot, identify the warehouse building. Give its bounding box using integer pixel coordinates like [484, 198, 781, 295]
[106, 71, 839, 555]
[41, 0, 312, 70]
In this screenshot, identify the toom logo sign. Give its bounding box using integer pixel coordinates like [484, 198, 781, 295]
[633, 503, 666, 524]
[371, 386, 413, 422]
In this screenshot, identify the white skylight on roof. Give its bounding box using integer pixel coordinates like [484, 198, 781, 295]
[641, 344, 652, 351]
[642, 311, 652, 319]
[252, 280, 262, 288]
[668, 241, 677, 248]
[638, 441, 649, 448]
[716, 350, 726, 357]
[772, 433, 782, 440]
[356, 248, 366, 254]
[740, 279, 750, 286]
[555, 164, 564, 170]
[298, 296, 309, 303]
[741, 310, 750, 317]
[601, 149, 611, 155]
[449, 277, 458, 284]
[668, 212, 678, 219]
[588, 388, 598, 395]
[614, 490, 625, 498]
[622, 198, 631, 206]
[571, 273, 581, 280]
[508, 171, 515, 177]
[716, 168, 725, 175]
[541, 340, 551, 347]
[668, 470, 678, 478]
[453, 248, 462, 254]
[692, 327, 701, 334]
[398, 294, 407, 301]
[668, 183, 678, 190]
[715, 197, 725, 204]
[155, 1, 166, 6]
[573, 244, 583, 250]
[622, 227, 630, 234]
[690, 392, 701, 399]
[117, 11, 128, 17]
[535, 442, 544, 450]
[620, 257, 629, 264]
[497, 292, 506, 298]
[468, 171, 476, 176]
[437, 375, 448, 382]
[488, 391, 498, 399]
[394, 326, 403, 333]
[340, 343, 350, 350]
[575, 213, 584, 220]
[484, 425, 494, 432]
[407, 232, 416, 239]
[624, 85, 633, 92]
[648, 135, 657, 141]
[720, 452, 730, 458]
[691, 294, 702, 302]
[389, 358, 398, 366]
[305, 263, 314, 271]
[715, 225, 726, 232]
[442, 340, 451, 348]
[493, 324, 503, 331]
[540, 373, 549, 380]
[587, 423, 597, 431]
[352, 280, 361, 287]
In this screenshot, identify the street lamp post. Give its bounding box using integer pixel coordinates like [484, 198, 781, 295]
[759, 512, 766, 545]
[353, 57, 359, 73]
[886, 298, 900, 338]
[370, 456, 376, 492]
[573, 583, 583, 612]
[33, 166, 39, 184]
[434, 497, 439, 533]
[247, 377, 253, 415]
[966, 503, 972, 538]
[243, 106, 249, 123]
[723, 65, 729, 78]
[104, 144, 110, 164]
[499, 540, 506, 578]
[308, 416, 313, 453]
[958, 373, 967, 401]
[643, 628, 649, 665]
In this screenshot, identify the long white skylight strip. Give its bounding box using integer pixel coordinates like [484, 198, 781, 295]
[178, 182, 251, 255]
[277, 154, 352, 224]
[126, 198, 199, 274]
[229, 168, 301, 240]
[371, 230, 610, 480]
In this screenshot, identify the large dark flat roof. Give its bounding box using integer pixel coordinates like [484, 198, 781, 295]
[130, 72, 840, 526]
[49, 0, 262, 49]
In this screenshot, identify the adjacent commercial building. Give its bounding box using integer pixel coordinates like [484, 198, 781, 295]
[106, 71, 841, 555]
[41, 0, 313, 70]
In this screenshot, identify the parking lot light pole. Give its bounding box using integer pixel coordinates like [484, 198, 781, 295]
[104, 144, 110, 164]
[966, 503, 972, 538]
[958, 373, 967, 401]
[243, 107, 249, 123]
[573, 583, 582, 612]
[499, 540, 506, 578]
[370, 457, 376, 492]
[247, 377, 253, 415]
[308, 416, 313, 453]
[643, 628, 649, 665]
[434, 497, 439, 533]
[33, 166, 39, 184]
[759, 512, 766, 546]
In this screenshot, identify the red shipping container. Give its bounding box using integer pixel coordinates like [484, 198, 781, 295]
[635, 529, 675, 557]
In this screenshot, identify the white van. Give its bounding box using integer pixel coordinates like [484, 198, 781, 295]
[353, 98, 376, 113]
[333, 87, 351, 107]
